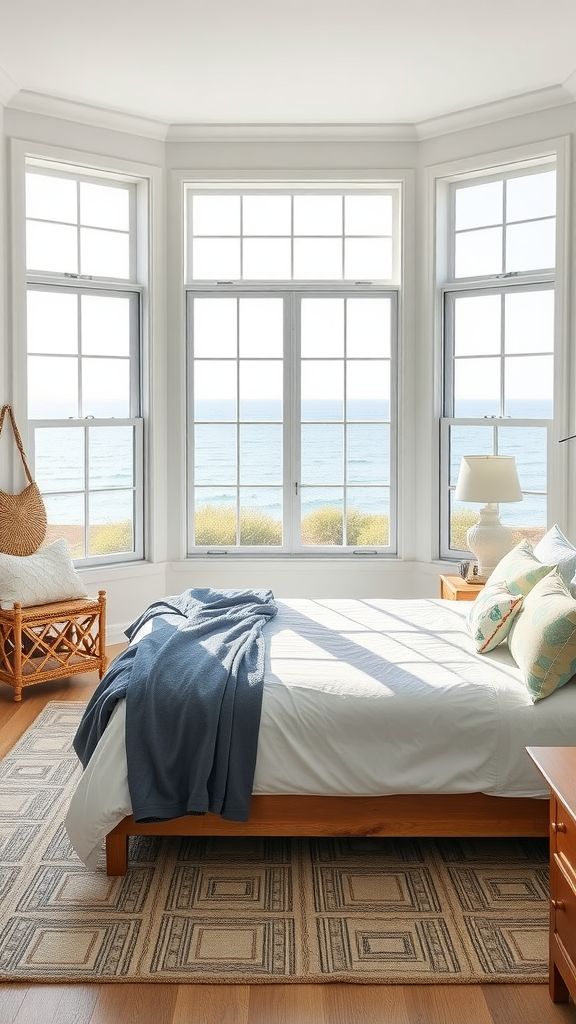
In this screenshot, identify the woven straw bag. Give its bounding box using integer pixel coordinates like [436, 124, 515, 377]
[0, 405, 47, 556]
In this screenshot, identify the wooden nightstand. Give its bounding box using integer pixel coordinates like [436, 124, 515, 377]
[526, 746, 576, 1003]
[439, 574, 485, 601]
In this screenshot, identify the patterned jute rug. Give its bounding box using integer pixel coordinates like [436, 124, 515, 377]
[0, 702, 550, 984]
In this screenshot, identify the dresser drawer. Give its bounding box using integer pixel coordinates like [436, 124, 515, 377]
[552, 857, 576, 973]
[552, 798, 576, 883]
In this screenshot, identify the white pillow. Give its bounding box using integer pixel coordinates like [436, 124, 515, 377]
[534, 524, 576, 598]
[0, 538, 88, 610]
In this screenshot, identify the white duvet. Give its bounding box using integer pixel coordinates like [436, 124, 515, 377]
[65, 597, 575, 868]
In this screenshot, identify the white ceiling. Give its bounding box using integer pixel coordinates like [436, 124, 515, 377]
[1, 0, 576, 128]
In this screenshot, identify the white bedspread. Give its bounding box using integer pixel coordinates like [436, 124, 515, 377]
[65, 597, 576, 867]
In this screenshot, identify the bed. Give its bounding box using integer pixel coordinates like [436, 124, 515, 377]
[65, 596, 571, 875]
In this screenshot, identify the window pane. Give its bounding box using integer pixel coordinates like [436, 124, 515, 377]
[454, 357, 500, 416]
[455, 181, 502, 230]
[301, 361, 344, 420]
[81, 295, 130, 356]
[192, 195, 240, 235]
[194, 298, 237, 358]
[345, 195, 392, 235]
[239, 361, 282, 420]
[347, 298, 391, 357]
[44, 493, 85, 559]
[240, 488, 282, 545]
[242, 238, 291, 279]
[301, 424, 343, 485]
[294, 195, 342, 235]
[506, 220, 555, 272]
[88, 427, 134, 488]
[347, 361, 390, 419]
[27, 291, 78, 354]
[506, 171, 556, 222]
[28, 356, 78, 418]
[26, 173, 77, 223]
[239, 298, 283, 358]
[194, 361, 237, 420]
[450, 492, 479, 551]
[195, 424, 236, 485]
[240, 425, 282, 484]
[82, 358, 130, 416]
[80, 182, 130, 230]
[80, 227, 130, 278]
[34, 427, 84, 491]
[504, 355, 553, 414]
[195, 489, 237, 545]
[449, 425, 493, 487]
[301, 298, 344, 357]
[294, 238, 342, 279]
[344, 238, 392, 279]
[498, 426, 547, 493]
[455, 226, 502, 277]
[301, 489, 343, 545]
[347, 488, 389, 545]
[89, 490, 134, 556]
[504, 290, 554, 353]
[347, 423, 389, 484]
[454, 294, 501, 356]
[243, 196, 291, 235]
[500, 493, 546, 542]
[192, 238, 240, 279]
[26, 221, 78, 274]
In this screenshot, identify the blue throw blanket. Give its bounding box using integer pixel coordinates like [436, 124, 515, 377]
[73, 588, 278, 822]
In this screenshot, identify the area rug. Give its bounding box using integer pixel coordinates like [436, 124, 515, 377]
[0, 702, 550, 984]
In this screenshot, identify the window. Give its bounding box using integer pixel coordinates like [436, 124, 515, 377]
[439, 163, 556, 557]
[25, 164, 144, 565]
[185, 188, 399, 553]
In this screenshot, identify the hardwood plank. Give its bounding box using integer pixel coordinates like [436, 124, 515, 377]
[248, 984, 326, 1024]
[322, 983, 410, 1023]
[402, 984, 495, 1024]
[173, 984, 250, 1024]
[89, 984, 178, 1024]
[481, 983, 576, 1023]
[0, 985, 27, 1024]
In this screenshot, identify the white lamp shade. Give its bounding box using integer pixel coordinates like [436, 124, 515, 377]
[454, 456, 523, 504]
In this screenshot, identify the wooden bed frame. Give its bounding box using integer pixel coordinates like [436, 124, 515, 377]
[105, 791, 549, 875]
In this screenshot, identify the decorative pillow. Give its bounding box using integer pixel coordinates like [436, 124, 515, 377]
[508, 570, 576, 702]
[534, 524, 576, 598]
[0, 538, 88, 610]
[466, 582, 523, 653]
[484, 540, 555, 597]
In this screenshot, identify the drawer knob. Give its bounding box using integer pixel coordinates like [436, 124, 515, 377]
[552, 899, 566, 911]
[552, 822, 567, 833]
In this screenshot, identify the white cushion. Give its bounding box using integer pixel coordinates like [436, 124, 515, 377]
[534, 524, 576, 598]
[0, 538, 88, 610]
[466, 581, 523, 653]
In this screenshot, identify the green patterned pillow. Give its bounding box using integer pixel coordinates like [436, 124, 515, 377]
[466, 582, 523, 653]
[485, 540, 555, 597]
[508, 570, 576, 702]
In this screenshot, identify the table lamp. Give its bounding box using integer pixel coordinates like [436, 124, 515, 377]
[454, 455, 523, 580]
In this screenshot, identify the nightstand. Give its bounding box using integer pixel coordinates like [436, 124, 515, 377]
[526, 746, 576, 1003]
[439, 574, 485, 601]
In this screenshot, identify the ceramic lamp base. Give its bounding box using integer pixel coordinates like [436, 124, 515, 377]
[466, 503, 514, 579]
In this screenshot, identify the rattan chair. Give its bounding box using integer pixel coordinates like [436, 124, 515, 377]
[0, 590, 108, 701]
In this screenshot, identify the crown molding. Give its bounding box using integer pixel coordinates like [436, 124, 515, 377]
[415, 85, 574, 140]
[0, 63, 19, 107]
[563, 66, 576, 101]
[6, 90, 169, 141]
[166, 122, 417, 143]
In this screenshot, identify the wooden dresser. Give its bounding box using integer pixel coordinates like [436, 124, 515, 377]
[526, 746, 576, 1003]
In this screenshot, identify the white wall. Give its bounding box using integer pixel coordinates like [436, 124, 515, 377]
[1, 100, 576, 640]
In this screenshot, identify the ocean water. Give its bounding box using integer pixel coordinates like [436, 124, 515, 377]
[33, 398, 551, 527]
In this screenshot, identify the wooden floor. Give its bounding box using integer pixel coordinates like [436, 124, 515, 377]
[1, 653, 576, 1024]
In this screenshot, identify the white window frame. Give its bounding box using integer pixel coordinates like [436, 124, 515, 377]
[183, 181, 402, 557]
[434, 140, 571, 561]
[10, 141, 155, 568]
